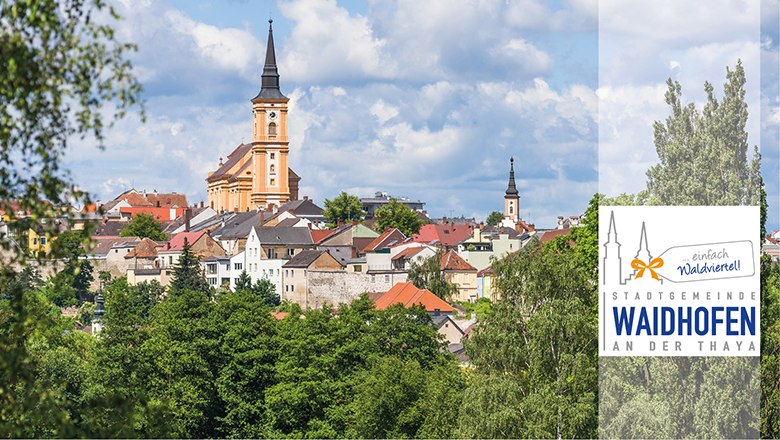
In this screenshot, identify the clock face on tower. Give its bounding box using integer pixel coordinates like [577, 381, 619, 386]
[268, 111, 277, 121]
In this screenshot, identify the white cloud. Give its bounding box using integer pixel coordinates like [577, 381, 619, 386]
[279, 0, 395, 82]
[165, 10, 262, 76]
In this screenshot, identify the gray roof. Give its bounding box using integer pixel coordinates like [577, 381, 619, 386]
[282, 249, 327, 268]
[211, 212, 263, 240]
[481, 225, 521, 239]
[279, 199, 324, 217]
[88, 236, 140, 257]
[255, 226, 313, 246]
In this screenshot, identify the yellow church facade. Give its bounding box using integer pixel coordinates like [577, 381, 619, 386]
[206, 20, 299, 212]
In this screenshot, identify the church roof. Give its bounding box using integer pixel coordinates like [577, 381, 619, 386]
[253, 20, 288, 102]
[206, 143, 252, 183]
[505, 157, 519, 196]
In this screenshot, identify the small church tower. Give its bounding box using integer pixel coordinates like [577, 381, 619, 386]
[602, 211, 622, 285]
[504, 157, 520, 223]
[92, 292, 105, 336]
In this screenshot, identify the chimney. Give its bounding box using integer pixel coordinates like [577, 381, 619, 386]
[200, 200, 204, 208]
[259, 211, 265, 224]
[303, 195, 309, 201]
[156, 201, 161, 208]
[184, 208, 191, 232]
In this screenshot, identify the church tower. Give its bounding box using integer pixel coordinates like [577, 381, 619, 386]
[504, 157, 520, 223]
[250, 19, 291, 210]
[206, 19, 300, 212]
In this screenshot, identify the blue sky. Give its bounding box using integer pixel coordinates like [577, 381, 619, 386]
[66, 0, 778, 229]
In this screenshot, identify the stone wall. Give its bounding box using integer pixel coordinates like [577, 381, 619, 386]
[305, 270, 408, 309]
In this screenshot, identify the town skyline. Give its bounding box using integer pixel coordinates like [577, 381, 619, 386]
[63, 1, 777, 229]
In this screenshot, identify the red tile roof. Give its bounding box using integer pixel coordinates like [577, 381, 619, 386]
[363, 228, 406, 252]
[374, 282, 455, 313]
[540, 228, 571, 243]
[125, 238, 160, 258]
[164, 231, 207, 251]
[311, 229, 337, 244]
[477, 265, 494, 276]
[391, 246, 427, 261]
[412, 224, 473, 247]
[439, 250, 477, 271]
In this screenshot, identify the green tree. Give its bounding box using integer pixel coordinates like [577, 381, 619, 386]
[485, 211, 504, 226]
[120, 213, 167, 241]
[374, 198, 424, 236]
[407, 251, 458, 301]
[323, 192, 364, 227]
[459, 242, 598, 438]
[0, 0, 143, 246]
[169, 239, 212, 297]
[143, 289, 220, 437]
[212, 289, 277, 437]
[46, 230, 94, 306]
[234, 270, 252, 292]
[646, 60, 761, 206]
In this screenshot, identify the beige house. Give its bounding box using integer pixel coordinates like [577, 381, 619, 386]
[440, 250, 478, 302]
[282, 250, 343, 308]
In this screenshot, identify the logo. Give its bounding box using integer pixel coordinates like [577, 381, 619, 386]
[599, 206, 759, 357]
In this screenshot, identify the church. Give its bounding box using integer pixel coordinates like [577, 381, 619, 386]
[206, 20, 300, 212]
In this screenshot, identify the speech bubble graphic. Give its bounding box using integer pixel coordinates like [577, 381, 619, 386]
[652, 240, 755, 283]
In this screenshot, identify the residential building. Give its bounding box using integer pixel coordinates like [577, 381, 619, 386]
[157, 230, 225, 269]
[360, 191, 425, 218]
[206, 20, 300, 212]
[282, 250, 343, 308]
[440, 250, 478, 302]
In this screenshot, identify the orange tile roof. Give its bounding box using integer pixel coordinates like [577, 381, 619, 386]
[439, 250, 477, 271]
[373, 282, 454, 313]
[271, 311, 289, 320]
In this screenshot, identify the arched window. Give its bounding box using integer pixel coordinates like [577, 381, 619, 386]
[268, 122, 277, 136]
[509, 205, 513, 214]
[270, 164, 275, 173]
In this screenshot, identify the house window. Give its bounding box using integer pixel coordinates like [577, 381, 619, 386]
[268, 122, 277, 136]
[234, 263, 242, 271]
[354, 265, 362, 272]
[287, 248, 295, 257]
[291, 284, 295, 291]
[267, 249, 276, 259]
[33, 238, 38, 245]
[40, 237, 46, 245]
[169, 256, 173, 266]
[384, 275, 390, 282]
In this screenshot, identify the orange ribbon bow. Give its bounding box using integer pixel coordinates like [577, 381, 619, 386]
[631, 257, 664, 280]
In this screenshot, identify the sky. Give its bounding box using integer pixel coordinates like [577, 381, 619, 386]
[65, 0, 779, 229]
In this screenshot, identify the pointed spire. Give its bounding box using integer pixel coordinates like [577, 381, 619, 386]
[607, 211, 617, 239]
[254, 19, 288, 101]
[635, 221, 652, 260]
[505, 157, 519, 196]
[94, 292, 105, 320]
